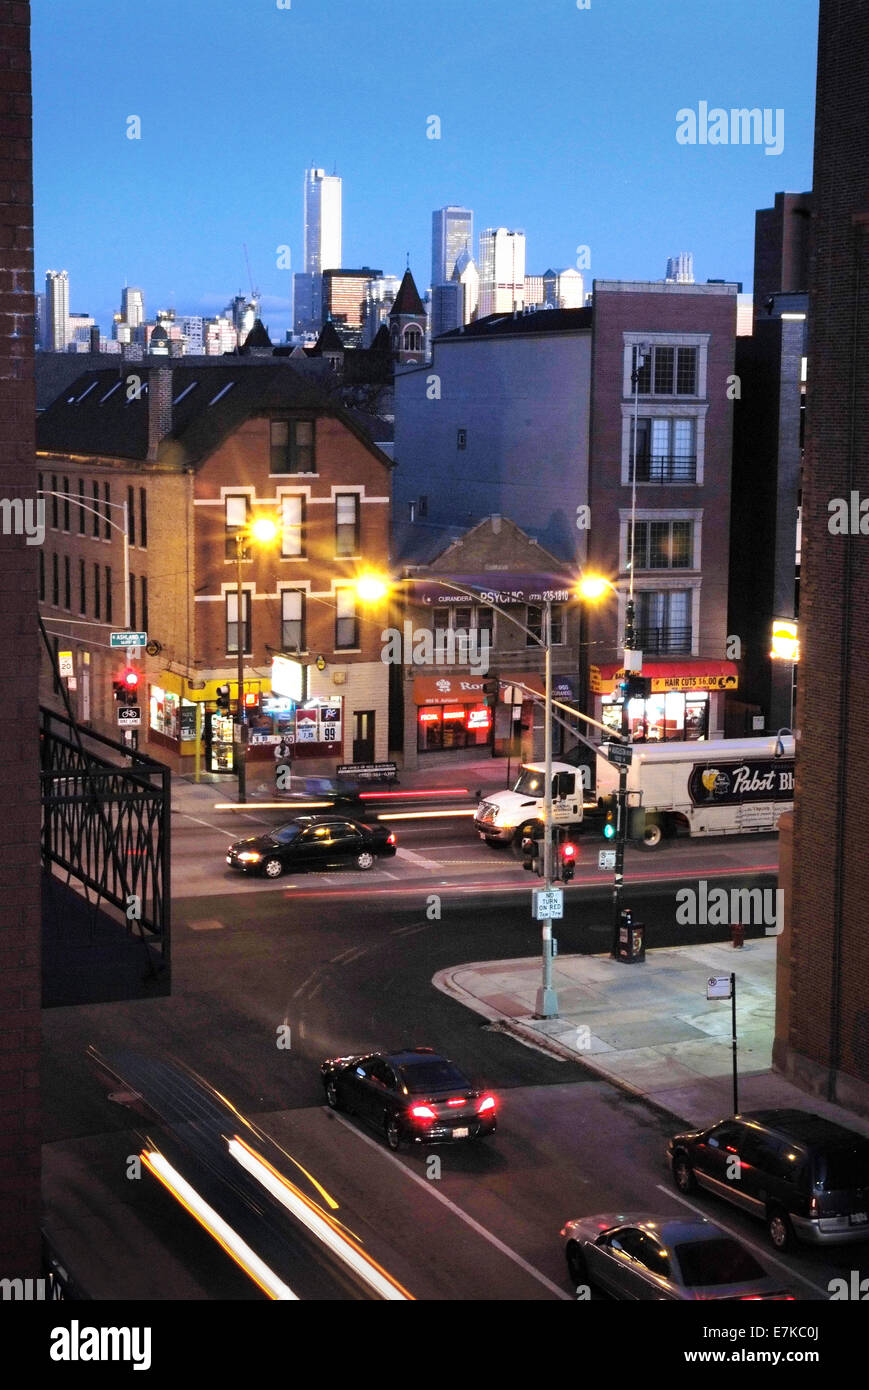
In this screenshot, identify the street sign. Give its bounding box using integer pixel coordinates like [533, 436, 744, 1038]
[533, 888, 564, 920]
[606, 741, 633, 768]
[598, 849, 616, 870]
[110, 631, 147, 649]
[58, 650, 74, 678]
[706, 974, 733, 1000]
[117, 705, 141, 727]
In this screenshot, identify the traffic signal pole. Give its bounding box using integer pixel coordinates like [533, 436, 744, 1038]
[535, 599, 558, 1018]
[611, 761, 628, 958]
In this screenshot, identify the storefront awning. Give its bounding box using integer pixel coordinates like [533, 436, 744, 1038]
[413, 675, 487, 705]
[590, 660, 739, 695]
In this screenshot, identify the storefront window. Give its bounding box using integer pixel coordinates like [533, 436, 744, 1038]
[601, 692, 709, 741]
[417, 703, 492, 753]
[150, 688, 198, 742]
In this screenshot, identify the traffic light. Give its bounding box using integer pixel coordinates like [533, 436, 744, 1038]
[521, 833, 542, 875]
[624, 675, 651, 701]
[482, 677, 499, 708]
[244, 691, 261, 717]
[113, 667, 139, 704]
[216, 683, 231, 711]
[558, 838, 577, 882]
[601, 795, 617, 840]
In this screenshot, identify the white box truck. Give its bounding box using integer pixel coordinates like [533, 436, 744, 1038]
[473, 763, 591, 845]
[594, 734, 795, 849]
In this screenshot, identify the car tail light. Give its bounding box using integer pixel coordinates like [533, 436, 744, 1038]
[386, 833, 396, 846]
[809, 1195, 819, 1216]
[446, 1098, 465, 1107]
[410, 1104, 437, 1120]
[477, 1095, 496, 1114]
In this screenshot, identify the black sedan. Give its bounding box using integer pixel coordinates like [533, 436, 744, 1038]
[321, 1047, 497, 1151]
[226, 814, 396, 878]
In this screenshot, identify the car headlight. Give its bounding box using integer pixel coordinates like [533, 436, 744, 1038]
[237, 851, 262, 862]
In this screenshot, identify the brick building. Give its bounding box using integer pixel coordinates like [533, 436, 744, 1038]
[37, 360, 393, 776]
[585, 281, 740, 742]
[0, 0, 41, 1275]
[775, 0, 869, 1116]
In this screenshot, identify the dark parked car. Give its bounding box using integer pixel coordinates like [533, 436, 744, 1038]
[226, 815, 396, 878]
[321, 1047, 497, 1151]
[560, 1214, 793, 1300]
[668, 1109, 869, 1250]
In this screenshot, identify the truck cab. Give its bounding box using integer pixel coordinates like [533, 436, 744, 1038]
[474, 762, 587, 845]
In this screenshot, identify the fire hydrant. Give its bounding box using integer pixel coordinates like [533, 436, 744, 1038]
[731, 921, 745, 949]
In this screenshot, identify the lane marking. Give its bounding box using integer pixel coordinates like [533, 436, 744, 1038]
[396, 846, 444, 871]
[331, 1112, 570, 1299]
[187, 918, 224, 931]
[655, 1184, 829, 1297]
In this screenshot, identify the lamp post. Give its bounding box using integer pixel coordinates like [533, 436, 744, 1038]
[233, 516, 279, 803]
[356, 572, 565, 1018]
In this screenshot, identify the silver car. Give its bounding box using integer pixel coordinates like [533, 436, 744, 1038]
[560, 1213, 794, 1300]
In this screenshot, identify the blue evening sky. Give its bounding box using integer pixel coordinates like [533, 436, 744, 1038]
[33, 0, 819, 342]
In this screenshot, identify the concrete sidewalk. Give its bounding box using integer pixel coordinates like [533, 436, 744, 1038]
[435, 938, 869, 1138]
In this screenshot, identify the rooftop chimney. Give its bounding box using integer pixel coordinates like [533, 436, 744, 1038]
[147, 366, 173, 461]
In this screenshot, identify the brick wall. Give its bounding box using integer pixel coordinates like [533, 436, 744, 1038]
[773, 0, 869, 1114]
[0, 0, 41, 1272]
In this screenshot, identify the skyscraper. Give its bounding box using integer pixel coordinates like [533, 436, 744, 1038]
[44, 269, 69, 351]
[665, 252, 695, 284]
[304, 167, 342, 274]
[478, 229, 526, 317]
[121, 286, 145, 327]
[431, 206, 473, 289]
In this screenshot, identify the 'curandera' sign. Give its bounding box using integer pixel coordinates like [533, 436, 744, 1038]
[688, 759, 795, 806]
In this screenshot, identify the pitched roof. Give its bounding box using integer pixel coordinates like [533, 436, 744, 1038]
[390, 268, 425, 318]
[241, 318, 272, 349]
[436, 306, 592, 340]
[313, 320, 345, 353]
[36, 362, 393, 471]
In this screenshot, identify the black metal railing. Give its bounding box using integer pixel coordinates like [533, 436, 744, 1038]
[40, 706, 170, 952]
[631, 454, 697, 484]
[633, 625, 693, 655]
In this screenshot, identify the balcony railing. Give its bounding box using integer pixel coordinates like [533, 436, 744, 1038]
[634, 624, 693, 655]
[631, 454, 697, 484]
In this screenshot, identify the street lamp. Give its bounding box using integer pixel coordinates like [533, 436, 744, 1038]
[355, 570, 566, 1018]
[234, 515, 279, 803]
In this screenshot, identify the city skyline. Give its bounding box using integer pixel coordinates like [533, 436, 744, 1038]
[32, 0, 818, 343]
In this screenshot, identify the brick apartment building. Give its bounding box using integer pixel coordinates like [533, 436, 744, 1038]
[585, 281, 739, 742]
[0, 0, 41, 1275]
[775, 0, 869, 1116]
[36, 360, 393, 776]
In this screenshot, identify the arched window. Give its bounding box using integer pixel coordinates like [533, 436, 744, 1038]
[403, 325, 422, 352]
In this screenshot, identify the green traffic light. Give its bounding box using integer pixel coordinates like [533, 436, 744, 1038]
[603, 821, 616, 840]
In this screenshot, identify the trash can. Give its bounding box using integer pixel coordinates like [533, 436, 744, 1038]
[617, 910, 646, 964]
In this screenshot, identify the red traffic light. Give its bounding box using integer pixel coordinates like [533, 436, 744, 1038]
[561, 842, 577, 860]
[122, 667, 139, 688]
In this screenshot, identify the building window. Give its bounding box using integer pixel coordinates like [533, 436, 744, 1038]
[335, 587, 358, 649]
[418, 495, 428, 517]
[270, 418, 315, 474]
[129, 572, 136, 628]
[602, 690, 709, 743]
[128, 485, 136, 546]
[635, 590, 692, 654]
[92, 482, 100, 536]
[526, 604, 564, 645]
[79, 558, 86, 615]
[38, 550, 45, 602]
[141, 576, 148, 631]
[226, 590, 251, 655]
[93, 562, 100, 621]
[335, 493, 360, 557]
[636, 344, 698, 397]
[632, 417, 696, 483]
[281, 590, 305, 652]
[78, 480, 85, 534]
[225, 494, 250, 559]
[140, 488, 147, 548]
[628, 520, 693, 570]
[403, 325, 422, 352]
[63, 555, 71, 610]
[457, 430, 467, 450]
[52, 553, 58, 606]
[417, 703, 492, 753]
[62, 477, 70, 531]
[409, 500, 416, 523]
[51, 474, 58, 529]
[105, 565, 113, 622]
[281, 495, 304, 557]
[103, 482, 111, 539]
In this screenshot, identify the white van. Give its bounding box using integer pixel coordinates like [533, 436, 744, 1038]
[473, 762, 590, 845]
[594, 735, 795, 849]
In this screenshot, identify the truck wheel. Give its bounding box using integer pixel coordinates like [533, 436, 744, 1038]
[639, 818, 664, 850]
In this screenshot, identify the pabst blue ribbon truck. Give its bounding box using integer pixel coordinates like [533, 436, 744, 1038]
[594, 735, 796, 849]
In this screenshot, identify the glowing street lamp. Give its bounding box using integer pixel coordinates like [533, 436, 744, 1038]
[234, 515, 279, 802]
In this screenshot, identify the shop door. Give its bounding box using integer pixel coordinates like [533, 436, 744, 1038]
[353, 710, 375, 762]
